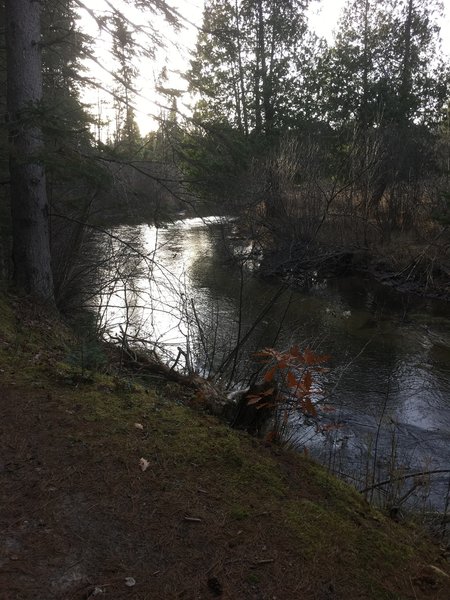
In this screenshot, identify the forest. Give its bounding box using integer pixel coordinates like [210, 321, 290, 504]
[0, 0, 449, 307]
[1, 2, 450, 598]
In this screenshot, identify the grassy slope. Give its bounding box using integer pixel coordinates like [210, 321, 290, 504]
[0, 294, 449, 600]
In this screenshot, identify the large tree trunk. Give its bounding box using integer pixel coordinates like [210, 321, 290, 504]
[5, 0, 54, 303]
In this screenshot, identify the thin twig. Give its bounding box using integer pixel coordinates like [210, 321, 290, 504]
[360, 469, 450, 494]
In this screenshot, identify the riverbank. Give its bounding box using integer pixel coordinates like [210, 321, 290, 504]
[257, 240, 450, 302]
[88, 216, 450, 514]
[1, 293, 450, 599]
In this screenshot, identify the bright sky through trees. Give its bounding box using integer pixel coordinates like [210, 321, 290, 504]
[79, 0, 450, 137]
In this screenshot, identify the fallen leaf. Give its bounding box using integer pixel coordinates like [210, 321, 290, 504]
[139, 458, 150, 472]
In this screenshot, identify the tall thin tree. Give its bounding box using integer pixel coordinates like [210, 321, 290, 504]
[5, 0, 54, 302]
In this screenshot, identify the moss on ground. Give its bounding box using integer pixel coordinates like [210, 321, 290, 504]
[1, 292, 449, 599]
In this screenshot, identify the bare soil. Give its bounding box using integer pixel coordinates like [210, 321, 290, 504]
[1, 297, 450, 599]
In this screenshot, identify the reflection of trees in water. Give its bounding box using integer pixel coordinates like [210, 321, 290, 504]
[94, 225, 186, 362]
[94, 223, 449, 448]
[89, 218, 450, 510]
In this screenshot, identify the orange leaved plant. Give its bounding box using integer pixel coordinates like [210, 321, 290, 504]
[250, 345, 333, 443]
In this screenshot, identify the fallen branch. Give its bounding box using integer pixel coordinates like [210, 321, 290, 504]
[252, 559, 275, 566]
[360, 469, 450, 495]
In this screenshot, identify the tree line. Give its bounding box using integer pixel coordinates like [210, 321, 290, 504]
[0, 0, 180, 307]
[176, 0, 449, 292]
[0, 0, 449, 308]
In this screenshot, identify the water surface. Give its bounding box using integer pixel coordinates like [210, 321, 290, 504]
[100, 216, 450, 509]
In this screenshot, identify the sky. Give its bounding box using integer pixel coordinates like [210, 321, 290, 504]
[79, 0, 450, 137]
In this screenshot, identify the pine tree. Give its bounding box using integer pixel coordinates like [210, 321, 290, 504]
[111, 14, 142, 156]
[188, 0, 311, 136]
[5, 0, 54, 302]
[323, 0, 447, 130]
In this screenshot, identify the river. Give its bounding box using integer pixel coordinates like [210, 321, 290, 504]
[99, 216, 450, 511]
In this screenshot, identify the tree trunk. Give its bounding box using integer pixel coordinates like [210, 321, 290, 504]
[256, 0, 273, 135]
[234, 0, 249, 136]
[360, 0, 370, 132]
[399, 0, 413, 123]
[5, 0, 54, 303]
